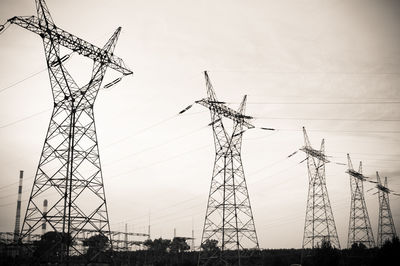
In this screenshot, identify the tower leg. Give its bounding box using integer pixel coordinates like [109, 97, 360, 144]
[19, 37, 112, 263]
[198, 89, 259, 266]
[347, 157, 375, 248]
[302, 130, 340, 250]
[377, 174, 397, 247]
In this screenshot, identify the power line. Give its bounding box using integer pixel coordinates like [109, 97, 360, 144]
[103, 114, 179, 149]
[0, 111, 185, 190]
[277, 128, 400, 134]
[257, 116, 400, 122]
[111, 194, 204, 226]
[110, 153, 302, 232]
[0, 68, 47, 94]
[104, 126, 207, 166]
[0, 108, 51, 129]
[0, 51, 75, 94]
[0, 198, 28, 208]
[208, 69, 400, 75]
[0, 188, 30, 199]
[106, 144, 211, 181]
[244, 101, 400, 105]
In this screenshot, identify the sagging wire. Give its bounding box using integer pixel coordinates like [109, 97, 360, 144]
[1, 19, 128, 92]
[179, 100, 400, 197]
[288, 146, 400, 197]
[0, 50, 76, 94]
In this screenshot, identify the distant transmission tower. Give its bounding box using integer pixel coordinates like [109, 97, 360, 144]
[346, 154, 375, 248]
[3, 0, 132, 263]
[198, 71, 259, 266]
[301, 127, 340, 249]
[376, 172, 397, 247]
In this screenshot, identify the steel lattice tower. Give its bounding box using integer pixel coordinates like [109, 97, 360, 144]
[198, 71, 259, 266]
[301, 127, 340, 249]
[346, 154, 375, 248]
[4, 0, 132, 263]
[376, 172, 397, 247]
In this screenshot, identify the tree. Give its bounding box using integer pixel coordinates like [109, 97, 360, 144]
[170, 237, 190, 253]
[320, 239, 333, 250]
[200, 239, 220, 253]
[144, 238, 171, 253]
[377, 236, 400, 266]
[33, 231, 71, 262]
[314, 239, 340, 266]
[82, 234, 110, 260]
[351, 242, 367, 250]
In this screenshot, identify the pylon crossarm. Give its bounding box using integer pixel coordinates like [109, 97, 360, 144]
[300, 146, 330, 163]
[346, 169, 368, 181]
[8, 16, 132, 75]
[196, 99, 254, 129]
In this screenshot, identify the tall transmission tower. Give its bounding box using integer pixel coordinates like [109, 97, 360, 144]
[197, 71, 259, 266]
[346, 154, 375, 248]
[3, 0, 132, 263]
[301, 127, 340, 249]
[376, 172, 397, 247]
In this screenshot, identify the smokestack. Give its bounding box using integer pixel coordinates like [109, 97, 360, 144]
[174, 228, 176, 238]
[13, 170, 23, 242]
[42, 199, 48, 235]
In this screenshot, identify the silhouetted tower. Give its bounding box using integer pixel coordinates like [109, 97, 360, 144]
[346, 154, 375, 248]
[376, 172, 397, 247]
[198, 71, 259, 266]
[3, 0, 132, 263]
[301, 127, 340, 249]
[42, 199, 48, 235]
[13, 170, 23, 242]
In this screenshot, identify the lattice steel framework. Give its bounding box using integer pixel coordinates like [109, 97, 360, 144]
[198, 71, 259, 266]
[302, 128, 340, 249]
[346, 154, 375, 248]
[5, 0, 132, 263]
[376, 172, 397, 247]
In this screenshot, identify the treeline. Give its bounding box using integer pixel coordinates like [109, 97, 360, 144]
[113, 239, 399, 266]
[1, 236, 399, 265]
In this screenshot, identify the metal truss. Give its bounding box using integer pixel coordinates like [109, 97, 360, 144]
[346, 154, 375, 248]
[198, 71, 259, 266]
[301, 127, 340, 249]
[376, 173, 397, 247]
[0, 230, 148, 253]
[5, 0, 132, 263]
[81, 229, 149, 252]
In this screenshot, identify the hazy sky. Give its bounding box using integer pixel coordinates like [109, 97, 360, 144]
[0, 0, 399, 249]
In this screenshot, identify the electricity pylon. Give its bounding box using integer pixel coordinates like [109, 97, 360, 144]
[376, 172, 397, 247]
[301, 127, 340, 249]
[4, 0, 132, 263]
[346, 154, 375, 248]
[197, 71, 259, 266]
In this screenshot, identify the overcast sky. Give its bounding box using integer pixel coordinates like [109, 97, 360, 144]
[0, 0, 399, 249]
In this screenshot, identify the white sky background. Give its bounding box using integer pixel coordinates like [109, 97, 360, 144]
[0, 0, 399, 249]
